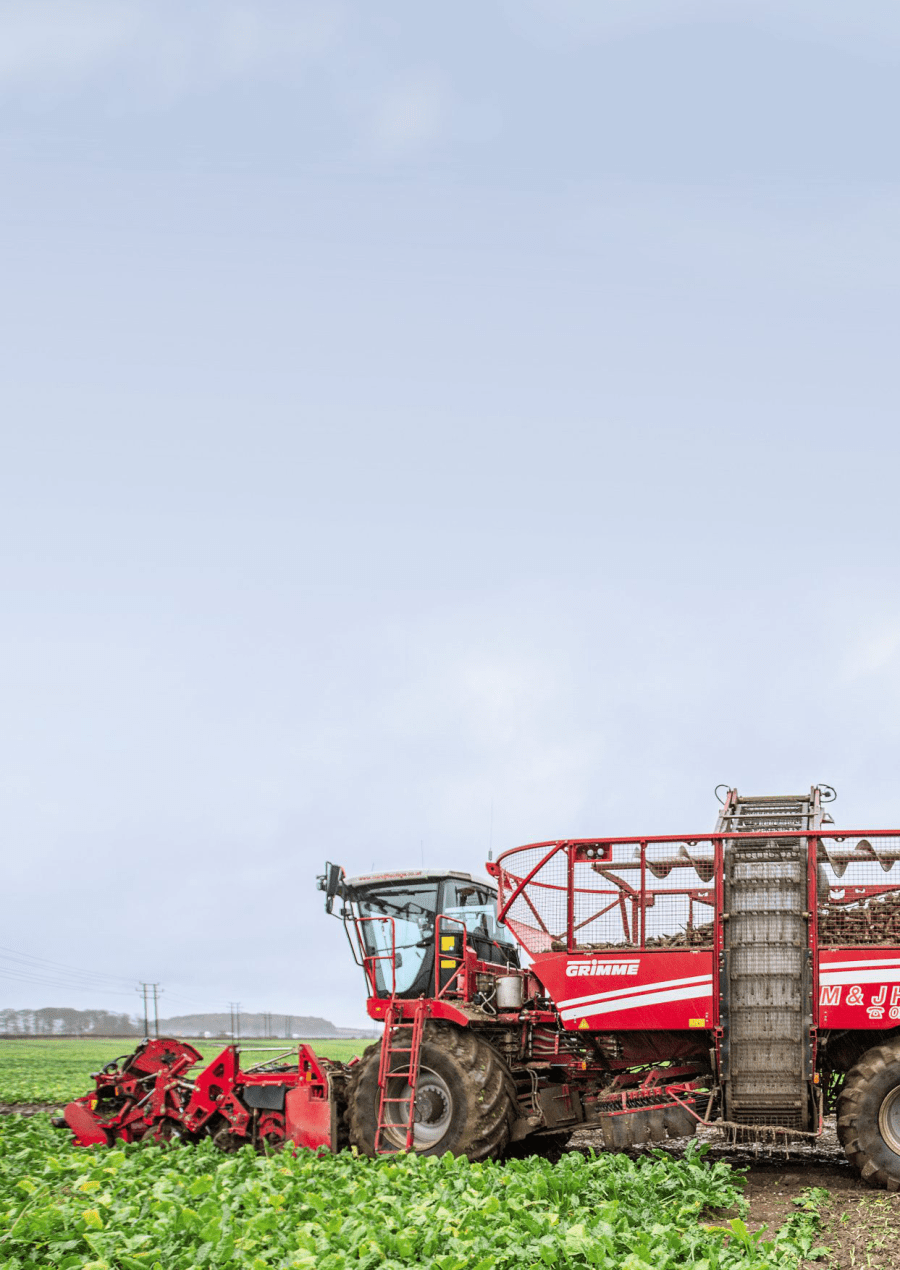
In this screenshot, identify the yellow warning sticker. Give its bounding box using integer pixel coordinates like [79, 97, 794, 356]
[440, 959, 456, 969]
[441, 936, 456, 951]
[689, 1018, 706, 1028]
[578, 1018, 589, 1030]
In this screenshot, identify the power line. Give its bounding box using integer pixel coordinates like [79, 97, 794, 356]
[0, 943, 137, 988]
[0, 965, 136, 996]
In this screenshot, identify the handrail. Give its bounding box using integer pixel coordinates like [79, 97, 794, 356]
[356, 915, 397, 998]
[495, 840, 567, 927]
[497, 828, 900, 857]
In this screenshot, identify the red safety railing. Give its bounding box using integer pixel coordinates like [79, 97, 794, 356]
[355, 916, 397, 997]
[490, 831, 900, 956]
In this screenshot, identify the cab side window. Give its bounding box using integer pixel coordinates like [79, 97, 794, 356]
[442, 882, 518, 965]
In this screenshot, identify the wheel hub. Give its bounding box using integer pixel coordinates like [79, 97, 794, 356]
[415, 1086, 446, 1124]
[879, 1086, 900, 1155]
[383, 1066, 453, 1150]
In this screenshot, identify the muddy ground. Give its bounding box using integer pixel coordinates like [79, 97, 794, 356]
[5, 1105, 897, 1266]
[568, 1118, 900, 1268]
[0, 1103, 59, 1116]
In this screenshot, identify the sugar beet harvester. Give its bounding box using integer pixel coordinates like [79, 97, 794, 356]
[59, 787, 900, 1189]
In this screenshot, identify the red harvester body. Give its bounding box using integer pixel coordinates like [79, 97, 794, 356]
[57, 787, 900, 1189]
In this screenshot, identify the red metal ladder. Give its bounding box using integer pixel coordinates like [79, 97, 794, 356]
[374, 1000, 428, 1154]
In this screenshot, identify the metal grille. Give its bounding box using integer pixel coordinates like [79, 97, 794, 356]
[498, 845, 568, 955]
[723, 839, 810, 1130]
[641, 840, 715, 949]
[817, 836, 900, 945]
[495, 839, 715, 954]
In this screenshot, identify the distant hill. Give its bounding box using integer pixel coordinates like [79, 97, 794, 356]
[158, 1013, 342, 1038]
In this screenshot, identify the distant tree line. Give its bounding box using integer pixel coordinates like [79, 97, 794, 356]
[0, 1009, 353, 1038]
[0, 1008, 141, 1036]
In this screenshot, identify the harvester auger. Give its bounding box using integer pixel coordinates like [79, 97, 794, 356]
[58, 786, 900, 1189]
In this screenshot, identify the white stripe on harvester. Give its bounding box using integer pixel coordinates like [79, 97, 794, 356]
[558, 973, 713, 1012]
[820, 958, 900, 971]
[820, 968, 900, 986]
[559, 982, 713, 1021]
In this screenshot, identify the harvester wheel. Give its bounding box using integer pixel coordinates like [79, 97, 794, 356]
[347, 1023, 516, 1161]
[837, 1039, 900, 1190]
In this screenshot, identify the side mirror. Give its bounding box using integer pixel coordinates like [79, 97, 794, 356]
[319, 861, 343, 914]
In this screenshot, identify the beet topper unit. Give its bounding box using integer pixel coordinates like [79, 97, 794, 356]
[58, 787, 900, 1190]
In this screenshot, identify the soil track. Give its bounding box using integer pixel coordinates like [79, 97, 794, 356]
[568, 1118, 900, 1268]
[0, 1103, 60, 1116]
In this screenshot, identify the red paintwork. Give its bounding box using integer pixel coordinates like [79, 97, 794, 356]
[284, 1046, 333, 1150]
[61, 1037, 337, 1152]
[368, 996, 470, 1026]
[182, 1044, 248, 1134]
[64, 1101, 108, 1146]
[532, 949, 715, 1031]
[818, 949, 900, 1028]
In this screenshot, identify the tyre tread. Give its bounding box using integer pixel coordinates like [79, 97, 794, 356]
[346, 1022, 516, 1161]
[837, 1037, 900, 1190]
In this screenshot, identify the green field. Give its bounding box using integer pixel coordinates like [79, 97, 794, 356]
[0, 1038, 368, 1106]
[0, 1112, 829, 1269]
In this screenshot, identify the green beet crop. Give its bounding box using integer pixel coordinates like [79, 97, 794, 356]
[0, 1114, 824, 1269]
[0, 1039, 365, 1106]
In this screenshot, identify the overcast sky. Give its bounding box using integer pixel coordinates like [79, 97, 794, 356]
[3, 1, 900, 1029]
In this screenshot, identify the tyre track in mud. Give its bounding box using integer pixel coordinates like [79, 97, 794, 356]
[567, 1118, 900, 1268]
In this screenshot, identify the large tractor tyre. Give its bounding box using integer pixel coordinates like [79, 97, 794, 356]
[347, 1023, 517, 1161]
[837, 1039, 900, 1190]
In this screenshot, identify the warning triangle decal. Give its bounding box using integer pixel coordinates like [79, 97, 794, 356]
[577, 1018, 589, 1030]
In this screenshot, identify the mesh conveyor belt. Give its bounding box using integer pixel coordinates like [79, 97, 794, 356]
[722, 838, 813, 1130]
[715, 788, 824, 834]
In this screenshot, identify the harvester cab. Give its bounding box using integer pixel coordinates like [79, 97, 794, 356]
[317, 865, 519, 999]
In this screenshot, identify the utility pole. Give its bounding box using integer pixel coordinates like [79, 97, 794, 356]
[137, 984, 150, 1038]
[229, 1002, 241, 1041]
[138, 984, 161, 1038]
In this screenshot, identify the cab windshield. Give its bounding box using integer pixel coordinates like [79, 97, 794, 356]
[356, 882, 439, 995]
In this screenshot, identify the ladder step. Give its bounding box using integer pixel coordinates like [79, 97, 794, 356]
[376, 1001, 428, 1151]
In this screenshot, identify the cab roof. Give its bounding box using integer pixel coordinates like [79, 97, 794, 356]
[344, 869, 497, 893]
